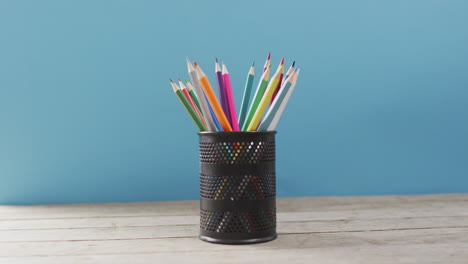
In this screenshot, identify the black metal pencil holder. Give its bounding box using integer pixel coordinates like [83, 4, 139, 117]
[198, 131, 277, 244]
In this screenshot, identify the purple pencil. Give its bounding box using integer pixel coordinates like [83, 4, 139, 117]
[215, 58, 231, 122]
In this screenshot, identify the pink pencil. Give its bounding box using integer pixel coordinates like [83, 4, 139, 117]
[222, 62, 240, 131]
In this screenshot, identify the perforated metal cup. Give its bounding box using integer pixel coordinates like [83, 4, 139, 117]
[198, 131, 277, 244]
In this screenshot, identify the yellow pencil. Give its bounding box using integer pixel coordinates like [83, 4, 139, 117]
[194, 62, 233, 131]
[246, 60, 284, 131]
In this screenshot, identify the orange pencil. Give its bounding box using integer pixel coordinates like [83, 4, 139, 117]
[194, 62, 233, 131]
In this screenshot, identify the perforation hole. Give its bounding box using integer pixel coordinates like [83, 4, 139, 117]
[200, 208, 276, 233]
[200, 174, 276, 200]
[200, 140, 275, 164]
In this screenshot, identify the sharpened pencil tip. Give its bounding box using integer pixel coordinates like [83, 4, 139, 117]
[267, 52, 271, 60]
[292, 61, 295, 67]
[295, 68, 301, 81]
[280, 57, 285, 65]
[215, 57, 218, 63]
[215, 59, 221, 72]
[193, 61, 198, 66]
[186, 57, 195, 72]
[169, 78, 173, 83]
[252, 61, 255, 67]
[184, 79, 189, 83]
[178, 79, 186, 89]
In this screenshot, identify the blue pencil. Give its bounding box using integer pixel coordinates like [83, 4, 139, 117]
[206, 94, 223, 131]
[284, 61, 295, 80]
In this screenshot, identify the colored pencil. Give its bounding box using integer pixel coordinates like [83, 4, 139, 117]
[284, 61, 295, 80]
[194, 62, 233, 131]
[184, 79, 202, 113]
[187, 80, 221, 132]
[215, 58, 230, 122]
[207, 97, 223, 131]
[169, 79, 207, 131]
[172, 55, 299, 132]
[270, 57, 285, 105]
[263, 52, 271, 73]
[179, 79, 206, 126]
[246, 61, 284, 131]
[222, 62, 240, 131]
[186, 57, 217, 131]
[265, 68, 300, 131]
[238, 62, 255, 129]
[257, 71, 296, 131]
[242, 67, 271, 131]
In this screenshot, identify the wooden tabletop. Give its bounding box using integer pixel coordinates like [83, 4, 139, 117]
[0, 194, 467, 263]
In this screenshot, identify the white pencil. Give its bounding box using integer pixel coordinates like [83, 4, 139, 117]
[266, 68, 300, 131]
[257, 71, 296, 131]
[186, 57, 217, 131]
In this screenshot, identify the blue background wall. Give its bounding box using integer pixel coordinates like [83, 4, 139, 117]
[1, 0, 467, 205]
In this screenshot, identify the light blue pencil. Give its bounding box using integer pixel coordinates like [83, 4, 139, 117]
[257, 70, 299, 131]
[238, 62, 255, 129]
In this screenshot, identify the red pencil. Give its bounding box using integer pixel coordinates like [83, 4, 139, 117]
[179, 79, 206, 126]
[270, 57, 285, 105]
[262, 52, 271, 73]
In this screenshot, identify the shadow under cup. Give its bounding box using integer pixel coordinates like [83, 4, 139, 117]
[198, 131, 277, 244]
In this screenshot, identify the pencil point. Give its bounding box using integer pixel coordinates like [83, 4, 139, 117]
[215, 59, 221, 72]
[178, 78, 182, 82]
[292, 61, 295, 67]
[295, 68, 301, 81]
[184, 78, 189, 83]
[195, 62, 205, 77]
[280, 57, 285, 65]
[215, 57, 218, 63]
[178, 79, 186, 89]
[267, 52, 271, 60]
[169, 78, 173, 83]
[249, 62, 255, 75]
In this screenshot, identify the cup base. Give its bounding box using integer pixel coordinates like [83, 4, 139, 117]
[199, 234, 277, 245]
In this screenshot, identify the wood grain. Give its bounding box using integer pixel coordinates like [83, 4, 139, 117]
[0, 194, 467, 263]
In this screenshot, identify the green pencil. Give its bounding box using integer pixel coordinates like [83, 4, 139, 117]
[241, 66, 270, 131]
[184, 79, 202, 113]
[238, 62, 255, 129]
[170, 79, 207, 131]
